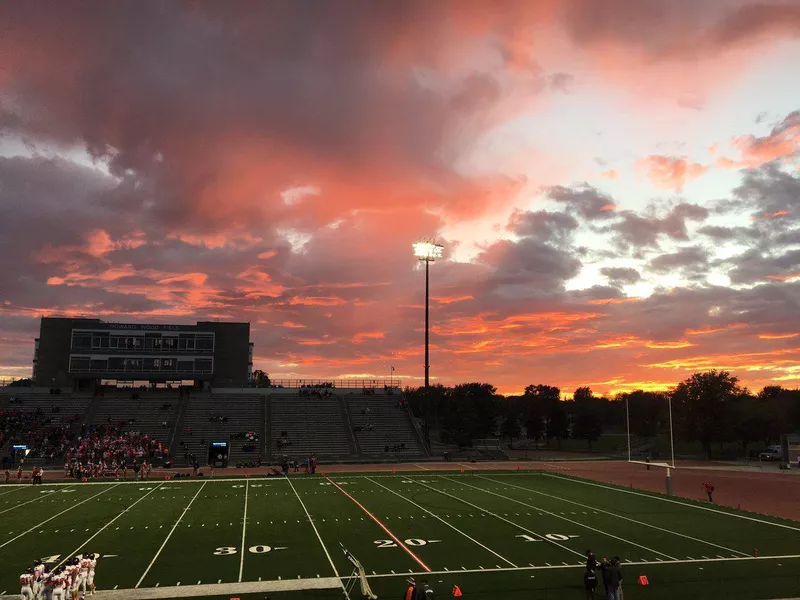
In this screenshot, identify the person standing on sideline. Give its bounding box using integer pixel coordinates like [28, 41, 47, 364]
[584, 567, 598, 599]
[417, 579, 434, 599]
[403, 578, 416, 600]
[600, 557, 610, 597]
[702, 481, 715, 503]
[586, 549, 597, 571]
[605, 557, 623, 600]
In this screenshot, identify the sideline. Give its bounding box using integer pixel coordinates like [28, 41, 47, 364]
[95, 576, 341, 599]
[90, 554, 800, 599]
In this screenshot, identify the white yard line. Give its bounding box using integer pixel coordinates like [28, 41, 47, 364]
[449, 476, 678, 560]
[77, 553, 800, 599]
[478, 474, 749, 557]
[0, 486, 22, 498]
[136, 481, 208, 588]
[407, 478, 585, 559]
[0, 484, 120, 549]
[412, 464, 430, 471]
[0, 485, 73, 514]
[285, 476, 350, 599]
[88, 576, 342, 599]
[543, 473, 800, 532]
[366, 477, 517, 567]
[238, 479, 249, 582]
[55, 483, 166, 569]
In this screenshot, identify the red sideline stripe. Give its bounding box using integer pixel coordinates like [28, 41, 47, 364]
[326, 477, 432, 573]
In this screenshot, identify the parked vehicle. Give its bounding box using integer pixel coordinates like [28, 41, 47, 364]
[759, 445, 783, 462]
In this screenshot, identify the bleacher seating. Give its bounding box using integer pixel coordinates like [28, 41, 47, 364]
[270, 393, 354, 460]
[0, 393, 91, 463]
[175, 395, 263, 466]
[348, 395, 426, 457]
[90, 395, 177, 450]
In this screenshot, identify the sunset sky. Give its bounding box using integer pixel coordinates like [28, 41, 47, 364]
[1, 1, 799, 395]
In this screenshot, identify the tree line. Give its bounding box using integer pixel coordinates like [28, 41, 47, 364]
[403, 371, 800, 459]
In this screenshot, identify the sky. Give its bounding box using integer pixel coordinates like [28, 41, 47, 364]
[0, 0, 799, 396]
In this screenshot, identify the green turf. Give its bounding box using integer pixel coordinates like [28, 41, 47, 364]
[1, 471, 798, 599]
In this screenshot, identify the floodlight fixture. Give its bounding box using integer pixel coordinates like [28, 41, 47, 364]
[413, 241, 444, 262]
[413, 240, 444, 391]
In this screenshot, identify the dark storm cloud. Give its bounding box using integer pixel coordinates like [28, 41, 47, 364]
[600, 267, 641, 286]
[507, 209, 579, 245]
[546, 184, 618, 220]
[648, 246, 709, 276]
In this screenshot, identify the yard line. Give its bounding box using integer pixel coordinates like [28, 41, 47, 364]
[55, 483, 166, 569]
[366, 477, 517, 568]
[0, 487, 22, 498]
[325, 477, 432, 572]
[285, 476, 351, 599]
[136, 481, 208, 588]
[0, 486, 73, 514]
[542, 473, 800, 533]
[406, 478, 584, 560]
[413, 464, 430, 471]
[452, 476, 678, 560]
[478, 475, 749, 557]
[238, 479, 250, 582]
[360, 552, 800, 580]
[0, 484, 120, 549]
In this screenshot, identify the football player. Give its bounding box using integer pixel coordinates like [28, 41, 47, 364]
[20, 567, 34, 600]
[51, 567, 67, 600]
[32, 559, 44, 598]
[86, 553, 97, 596]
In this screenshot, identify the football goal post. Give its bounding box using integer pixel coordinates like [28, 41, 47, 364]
[341, 544, 377, 599]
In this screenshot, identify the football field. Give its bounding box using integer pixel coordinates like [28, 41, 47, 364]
[1, 471, 799, 599]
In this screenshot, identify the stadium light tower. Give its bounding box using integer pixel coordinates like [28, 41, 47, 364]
[413, 241, 444, 390]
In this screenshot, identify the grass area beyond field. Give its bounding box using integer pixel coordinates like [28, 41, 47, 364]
[1, 471, 799, 599]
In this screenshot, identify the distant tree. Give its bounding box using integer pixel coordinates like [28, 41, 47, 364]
[524, 384, 568, 447]
[573, 386, 593, 402]
[672, 370, 742, 458]
[572, 393, 603, 450]
[617, 391, 668, 438]
[252, 370, 271, 388]
[500, 413, 522, 445]
[758, 385, 784, 400]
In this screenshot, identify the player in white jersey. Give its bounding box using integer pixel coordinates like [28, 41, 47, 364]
[51, 568, 67, 600]
[32, 559, 44, 599]
[78, 553, 94, 596]
[86, 553, 97, 596]
[66, 559, 80, 600]
[20, 569, 34, 600]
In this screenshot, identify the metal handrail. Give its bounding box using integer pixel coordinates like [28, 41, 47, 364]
[266, 378, 401, 389]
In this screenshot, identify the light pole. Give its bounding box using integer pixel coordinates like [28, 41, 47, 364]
[412, 241, 443, 391]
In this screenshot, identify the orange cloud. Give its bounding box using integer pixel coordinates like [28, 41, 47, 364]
[758, 333, 798, 340]
[636, 155, 708, 191]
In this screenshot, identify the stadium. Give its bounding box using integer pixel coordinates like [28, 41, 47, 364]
[3, 314, 800, 599]
[3, 2, 800, 600]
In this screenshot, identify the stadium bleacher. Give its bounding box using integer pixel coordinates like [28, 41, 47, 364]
[1, 386, 428, 466]
[347, 395, 426, 458]
[175, 394, 263, 466]
[270, 393, 354, 461]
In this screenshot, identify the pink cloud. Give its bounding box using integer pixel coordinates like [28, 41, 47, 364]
[637, 155, 708, 191]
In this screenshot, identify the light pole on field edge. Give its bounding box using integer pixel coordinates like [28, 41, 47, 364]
[412, 241, 443, 392]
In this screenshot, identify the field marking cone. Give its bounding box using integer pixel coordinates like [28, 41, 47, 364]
[638, 575, 649, 586]
[452, 584, 463, 597]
